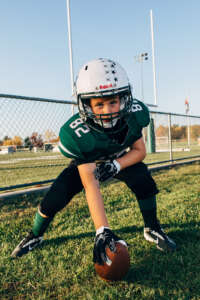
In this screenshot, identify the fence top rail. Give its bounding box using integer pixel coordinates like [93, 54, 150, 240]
[150, 110, 200, 119]
[0, 93, 76, 105]
[0, 93, 199, 119]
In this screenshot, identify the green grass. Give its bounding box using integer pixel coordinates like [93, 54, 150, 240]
[0, 152, 68, 188]
[144, 144, 200, 164]
[0, 163, 200, 299]
[0, 146, 199, 190]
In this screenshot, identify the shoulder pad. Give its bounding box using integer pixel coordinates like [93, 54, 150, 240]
[129, 99, 150, 128]
[59, 113, 95, 160]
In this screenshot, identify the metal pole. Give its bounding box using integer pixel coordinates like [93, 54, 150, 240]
[168, 114, 173, 162]
[150, 9, 158, 106]
[140, 59, 144, 101]
[66, 0, 75, 115]
[185, 99, 190, 149]
[187, 114, 191, 148]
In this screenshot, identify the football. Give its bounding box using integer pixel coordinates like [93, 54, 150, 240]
[94, 242, 130, 281]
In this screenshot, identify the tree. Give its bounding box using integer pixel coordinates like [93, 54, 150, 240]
[30, 132, 44, 148]
[191, 125, 200, 140]
[24, 137, 33, 149]
[3, 139, 13, 146]
[171, 125, 186, 140]
[156, 125, 168, 137]
[3, 136, 11, 141]
[2, 136, 23, 146]
[49, 137, 60, 143]
[44, 130, 56, 143]
[12, 136, 23, 146]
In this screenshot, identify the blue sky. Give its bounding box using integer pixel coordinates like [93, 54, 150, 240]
[0, 0, 200, 115]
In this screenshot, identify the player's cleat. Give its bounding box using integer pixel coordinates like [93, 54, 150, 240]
[144, 226, 176, 252]
[11, 231, 43, 258]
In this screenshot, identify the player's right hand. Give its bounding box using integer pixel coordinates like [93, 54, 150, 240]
[94, 160, 121, 182]
[93, 226, 127, 265]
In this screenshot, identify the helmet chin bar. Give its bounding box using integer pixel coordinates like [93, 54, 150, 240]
[78, 88, 132, 134]
[83, 109, 128, 134]
[93, 113, 119, 129]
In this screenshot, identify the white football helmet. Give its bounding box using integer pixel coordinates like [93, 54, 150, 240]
[75, 58, 133, 133]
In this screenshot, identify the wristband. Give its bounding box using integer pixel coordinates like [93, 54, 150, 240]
[113, 160, 121, 173]
[96, 226, 110, 236]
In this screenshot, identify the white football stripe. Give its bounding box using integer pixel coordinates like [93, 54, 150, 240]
[58, 141, 78, 158]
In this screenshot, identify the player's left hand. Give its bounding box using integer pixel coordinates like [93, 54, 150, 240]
[93, 227, 127, 265]
[94, 160, 121, 182]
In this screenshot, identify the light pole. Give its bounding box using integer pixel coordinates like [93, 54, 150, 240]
[135, 53, 148, 101]
[66, 0, 75, 115]
[150, 10, 158, 106]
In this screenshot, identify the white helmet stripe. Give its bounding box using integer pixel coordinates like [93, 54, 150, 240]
[58, 141, 78, 158]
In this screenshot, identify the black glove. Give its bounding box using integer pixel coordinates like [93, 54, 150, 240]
[93, 227, 127, 265]
[94, 160, 121, 182]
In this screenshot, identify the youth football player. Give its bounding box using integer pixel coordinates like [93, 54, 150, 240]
[12, 58, 176, 263]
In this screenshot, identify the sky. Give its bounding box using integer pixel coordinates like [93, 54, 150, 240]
[0, 0, 200, 116]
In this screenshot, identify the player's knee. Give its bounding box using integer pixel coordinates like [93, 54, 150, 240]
[128, 173, 159, 200]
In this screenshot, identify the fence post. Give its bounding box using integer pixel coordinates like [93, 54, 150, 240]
[187, 115, 191, 149]
[147, 118, 156, 153]
[168, 113, 173, 162]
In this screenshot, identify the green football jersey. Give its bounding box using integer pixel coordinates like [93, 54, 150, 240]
[59, 99, 150, 164]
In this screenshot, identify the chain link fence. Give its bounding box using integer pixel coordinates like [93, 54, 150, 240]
[0, 94, 200, 192]
[143, 111, 200, 165]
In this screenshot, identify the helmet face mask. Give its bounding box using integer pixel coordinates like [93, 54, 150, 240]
[76, 58, 133, 133]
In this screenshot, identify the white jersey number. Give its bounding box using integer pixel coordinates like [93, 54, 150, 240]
[131, 103, 143, 112]
[70, 118, 90, 138]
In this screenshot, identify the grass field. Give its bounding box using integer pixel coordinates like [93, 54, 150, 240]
[0, 145, 200, 190]
[1, 163, 200, 299]
[0, 152, 67, 189]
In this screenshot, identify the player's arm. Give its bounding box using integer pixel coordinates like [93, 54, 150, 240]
[77, 163, 109, 230]
[78, 163, 127, 265]
[116, 136, 146, 170]
[94, 137, 146, 182]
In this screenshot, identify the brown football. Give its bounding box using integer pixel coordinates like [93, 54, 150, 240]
[94, 242, 130, 281]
